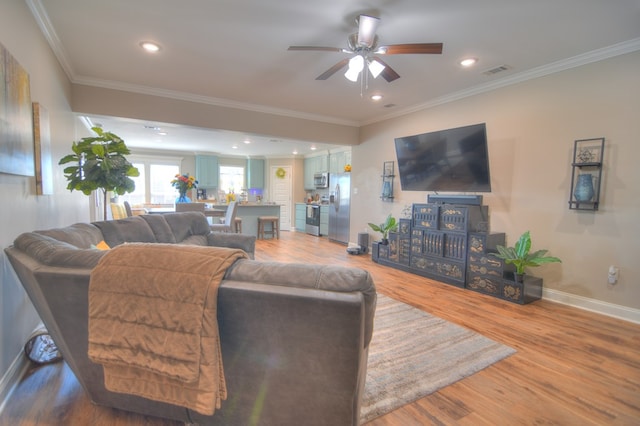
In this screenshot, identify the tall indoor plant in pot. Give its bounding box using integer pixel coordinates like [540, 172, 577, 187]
[368, 214, 397, 245]
[491, 230, 562, 282]
[59, 127, 139, 219]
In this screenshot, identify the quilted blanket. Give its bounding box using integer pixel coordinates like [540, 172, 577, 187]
[88, 243, 247, 415]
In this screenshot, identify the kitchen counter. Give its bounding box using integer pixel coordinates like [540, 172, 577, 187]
[208, 203, 281, 237]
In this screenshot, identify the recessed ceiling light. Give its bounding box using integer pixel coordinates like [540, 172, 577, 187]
[460, 57, 478, 67]
[310, 145, 317, 151]
[244, 139, 251, 144]
[371, 94, 383, 101]
[140, 41, 161, 53]
[158, 132, 167, 136]
[292, 149, 298, 155]
[232, 145, 238, 149]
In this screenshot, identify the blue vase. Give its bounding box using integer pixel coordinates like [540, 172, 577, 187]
[573, 174, 594, 202]
[176, 194, 191, 204]
[382, 181, 392, 198]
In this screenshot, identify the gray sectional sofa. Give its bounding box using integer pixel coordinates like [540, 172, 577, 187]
[5, 212, 376, 425]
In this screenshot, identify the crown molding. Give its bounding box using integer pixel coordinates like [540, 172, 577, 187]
[26, 0, 76, 81]
[72, 77, 360, 128]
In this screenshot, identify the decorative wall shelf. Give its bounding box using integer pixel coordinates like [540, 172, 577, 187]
[569, 138, 605, 211]
[381, 161, 394, 201]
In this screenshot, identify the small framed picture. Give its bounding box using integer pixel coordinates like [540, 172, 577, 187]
[573, 138, 604, 165]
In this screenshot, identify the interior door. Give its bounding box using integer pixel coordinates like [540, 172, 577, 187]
[270, 165, 292, 231]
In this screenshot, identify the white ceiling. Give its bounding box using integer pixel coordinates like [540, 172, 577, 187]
[29, 0, 640, 157]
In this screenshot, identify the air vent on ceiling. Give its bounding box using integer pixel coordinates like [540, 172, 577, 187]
[384, 103, 397, 108]
[482, 64, 513, 76]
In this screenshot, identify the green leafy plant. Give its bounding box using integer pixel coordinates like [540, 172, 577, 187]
[368, 214, 398, 243]
[491, 231, 562, 277]
[59, 127, 139, 219]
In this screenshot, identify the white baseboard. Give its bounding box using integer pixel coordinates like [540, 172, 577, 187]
[543, 288, 640, 324]
[0, 351, 30, 415]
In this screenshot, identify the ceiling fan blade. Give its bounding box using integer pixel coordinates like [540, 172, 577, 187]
[377, 43, 443, 55]
[288, 46, 345, 53]
[357, 15, 380, 47]
[316, 58, 350, 80]
[372, 57, 400, 82]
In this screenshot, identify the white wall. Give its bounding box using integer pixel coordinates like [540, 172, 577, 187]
[0, 2, 89, 380]
[352, 51, 640, 312]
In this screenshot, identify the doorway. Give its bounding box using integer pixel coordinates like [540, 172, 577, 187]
[270, 165, 292, 231]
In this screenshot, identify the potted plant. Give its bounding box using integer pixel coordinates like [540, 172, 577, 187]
[491, 231, 562, 282]
[368, 214, 398, 245]
[59, 127, 139, 219]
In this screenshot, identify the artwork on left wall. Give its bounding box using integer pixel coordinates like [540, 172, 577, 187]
[0, 42, 34, 176]
[33, 102, 53, 194]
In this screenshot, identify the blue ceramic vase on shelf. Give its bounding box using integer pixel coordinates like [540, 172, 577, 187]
[573, 174, 594, 202]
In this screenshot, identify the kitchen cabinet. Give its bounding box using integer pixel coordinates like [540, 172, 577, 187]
[329, 150, 351, 174]
[304, 155, 329, 190]
[195, 155, 218, 188]
[304, 158, 315, 190]
[320, 205, 329, 236]
[295, 203, 306, 232]
[247, 158, 265, 189]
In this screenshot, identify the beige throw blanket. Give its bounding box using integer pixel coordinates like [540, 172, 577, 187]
[88, 243, 247, 415]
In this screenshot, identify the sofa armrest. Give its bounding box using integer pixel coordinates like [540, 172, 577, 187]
[207, 233, 256, 259]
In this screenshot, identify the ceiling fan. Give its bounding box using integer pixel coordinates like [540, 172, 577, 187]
[288, 15, 443, 83]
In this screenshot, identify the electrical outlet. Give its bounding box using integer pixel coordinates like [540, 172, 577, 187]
[608, 266, 619, 284]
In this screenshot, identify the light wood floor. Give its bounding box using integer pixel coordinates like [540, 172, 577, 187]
[2, 231, 638, 425]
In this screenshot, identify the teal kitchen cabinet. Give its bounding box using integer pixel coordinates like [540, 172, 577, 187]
[247, 158, 265, 189]
[295, 203, 307, 232]
[195, 155, 218, 188]
[320, 205, 329, 236]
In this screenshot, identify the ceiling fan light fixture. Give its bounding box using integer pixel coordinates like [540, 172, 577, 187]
[348, 55, 365, 72]
[345, 55, 365, 81]
[368, 59, 385, 78]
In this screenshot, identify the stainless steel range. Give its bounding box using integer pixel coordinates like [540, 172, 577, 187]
[305, 204, 321, 236]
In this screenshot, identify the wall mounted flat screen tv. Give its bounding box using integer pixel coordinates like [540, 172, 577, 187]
[394, 123, 491, 192]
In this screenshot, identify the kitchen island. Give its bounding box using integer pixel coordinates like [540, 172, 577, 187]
[206, 202, 281, 238]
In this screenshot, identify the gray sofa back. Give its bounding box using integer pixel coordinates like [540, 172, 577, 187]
[12, 212, 255, 268]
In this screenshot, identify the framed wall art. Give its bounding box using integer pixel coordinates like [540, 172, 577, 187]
[33, 102, 54, 194]
[0, 42, 34, 176]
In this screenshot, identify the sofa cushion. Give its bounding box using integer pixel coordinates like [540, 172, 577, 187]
[92, 216, 157, 247]
[13, 232, 106, 268]
[139, 214, 177, 244]
[163, 212, 211, 243]
[37, 223, 103, 249]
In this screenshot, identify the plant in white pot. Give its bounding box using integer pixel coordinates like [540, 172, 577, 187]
[368, 214, 398, 245]
[491, 231, 562, 282]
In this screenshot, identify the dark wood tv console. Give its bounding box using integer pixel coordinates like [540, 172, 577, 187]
[372, 202, 542, 304]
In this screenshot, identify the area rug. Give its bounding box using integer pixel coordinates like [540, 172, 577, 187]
[360, 294, 516, 423]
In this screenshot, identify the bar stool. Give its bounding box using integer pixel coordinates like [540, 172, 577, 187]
[257, 216, 279, 239]
[234, 217, 242, 233]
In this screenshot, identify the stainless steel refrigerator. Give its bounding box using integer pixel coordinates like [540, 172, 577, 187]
[329, 173, 350, 244]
